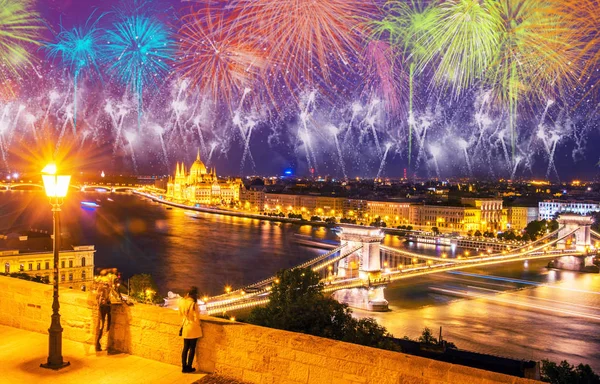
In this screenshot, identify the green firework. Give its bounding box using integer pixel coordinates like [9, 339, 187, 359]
[0, 0, 43, 83]
[413, 0, 501, 98]
[486, 0, 580, 160]
[369, 0, 436, 168]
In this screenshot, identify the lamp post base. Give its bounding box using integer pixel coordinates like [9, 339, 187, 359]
[40, 361, 70, 370]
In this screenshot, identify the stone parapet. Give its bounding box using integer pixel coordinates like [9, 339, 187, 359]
[0, 276, 540, 384]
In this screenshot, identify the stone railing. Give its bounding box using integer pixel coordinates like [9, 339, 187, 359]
[0, 276, 539, 384]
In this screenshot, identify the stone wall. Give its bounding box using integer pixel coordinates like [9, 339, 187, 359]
[0, 276, 539, 384]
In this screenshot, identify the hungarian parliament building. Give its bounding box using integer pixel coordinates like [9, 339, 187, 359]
[166, 150, 241, 205]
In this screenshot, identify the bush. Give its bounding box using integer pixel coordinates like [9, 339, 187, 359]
[310, 215, 322, 222]
[418, 327, 438, 345]
[128, 273, 162, 304]
[541, 359, 600, 384]
[247, 268, 400, 352]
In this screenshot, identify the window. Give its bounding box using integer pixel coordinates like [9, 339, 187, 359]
[19, 264, 24, 272]
[45, 261, 50, 270]
[82, 271, 86, 280]
[81, 257, 86, 267]
[4, 263, 9, 273]
[68, 273, 73, 281]
[69, 260, 73, 268]
[61, 261, 65, 269]
[29, 263, 33, 271]
[37, 263, 41, 271]
[61, 274, 65, 282]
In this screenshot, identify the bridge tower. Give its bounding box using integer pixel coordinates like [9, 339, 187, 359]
[556, 214, 593, 252]
[553, 214, 598, 272]
[331, 225, 388, 312]
[337, 226, 384, 279]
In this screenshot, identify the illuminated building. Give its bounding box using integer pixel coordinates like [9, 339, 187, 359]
[506, 206, 538, 231]
[166, 150, 241, 205]
[538, 200, 600, 220]
[461, 198, 505, 232]
[414, 205, 480, 233]
[366, 201, 411, 226]
[0, 232, 95, 291]
[240, 187, 265, 212]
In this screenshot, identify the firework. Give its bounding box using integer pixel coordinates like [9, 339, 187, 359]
[0, 0, 43, 94]
[176, 5, 268, 109]
[559, 0, 600, 101]
[104, 13, 174, 129]
[413, 0, 501, 98]
[369, 0, 436, 167]
[486, 0, 581, 159]
[45, 12, 105, 133]
[361, 40, 407, 115]
[232, 0, 375, 100]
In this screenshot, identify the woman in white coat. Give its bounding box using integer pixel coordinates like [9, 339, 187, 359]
[178, 286, 202, 373]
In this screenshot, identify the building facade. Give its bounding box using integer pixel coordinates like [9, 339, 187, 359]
[366, 201, 411, 226]
[461, 198, 505, 232]
[538, 200, 600, 220]
[413, 205, 481, 233]
[167, 150, 242, 205]
[506, 206, 539, 231]
[240, 187, 266, 212]
[1, 244, 95, 290]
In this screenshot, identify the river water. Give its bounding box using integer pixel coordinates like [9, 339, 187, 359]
[1, 191, 599, 370]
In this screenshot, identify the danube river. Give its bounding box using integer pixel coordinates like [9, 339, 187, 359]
[1, 191, 599, 370]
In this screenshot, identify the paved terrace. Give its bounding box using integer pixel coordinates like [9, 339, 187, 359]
[0, 324, 206, 384]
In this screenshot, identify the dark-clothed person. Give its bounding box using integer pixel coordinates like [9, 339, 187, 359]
[96, 283, 111, 351]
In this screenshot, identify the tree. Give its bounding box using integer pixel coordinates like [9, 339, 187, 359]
[431, 227, 439, 234]
[541, 359, 600, 384]
[474, 230, 482, 237]
[325, 217, 337, 225]
[247, 268, 399, 351]
[418, 327, 437, 345]
[128, 273, 161, 304]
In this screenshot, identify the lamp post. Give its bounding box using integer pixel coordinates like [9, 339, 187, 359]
[40, 163, 71, 370]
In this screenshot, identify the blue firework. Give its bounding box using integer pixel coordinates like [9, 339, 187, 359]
[45, 12, 105, 133]
[104, 14, 174, 129]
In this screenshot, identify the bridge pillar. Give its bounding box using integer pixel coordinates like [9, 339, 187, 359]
[556, 214, 593, 252]
[333, 225, 388, 311]
[337, 226, 384, 279]
[331, 284, 388, 312]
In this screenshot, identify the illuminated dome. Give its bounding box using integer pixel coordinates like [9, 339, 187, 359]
[190, 149, 207, 175]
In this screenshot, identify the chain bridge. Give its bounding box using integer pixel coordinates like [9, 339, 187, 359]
[202, 214, 599, 315]
[0, 182, 135, 192]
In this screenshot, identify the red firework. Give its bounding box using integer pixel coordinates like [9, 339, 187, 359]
[233, 0, 376, 101]
[361, 40, 407, 115]
[176, 4, 269, 108]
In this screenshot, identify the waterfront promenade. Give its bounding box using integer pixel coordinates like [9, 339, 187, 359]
[0, 324, 205, 384]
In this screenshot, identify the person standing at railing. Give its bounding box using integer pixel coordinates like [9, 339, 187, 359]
[178, 286, 203, 373]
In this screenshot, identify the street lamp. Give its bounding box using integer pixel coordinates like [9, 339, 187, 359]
[40, 163, 71, 370]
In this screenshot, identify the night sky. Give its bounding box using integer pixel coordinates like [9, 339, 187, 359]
[2, 0, 599, 180]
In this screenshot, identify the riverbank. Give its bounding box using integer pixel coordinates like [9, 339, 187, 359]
[134, 190, 335, 228]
